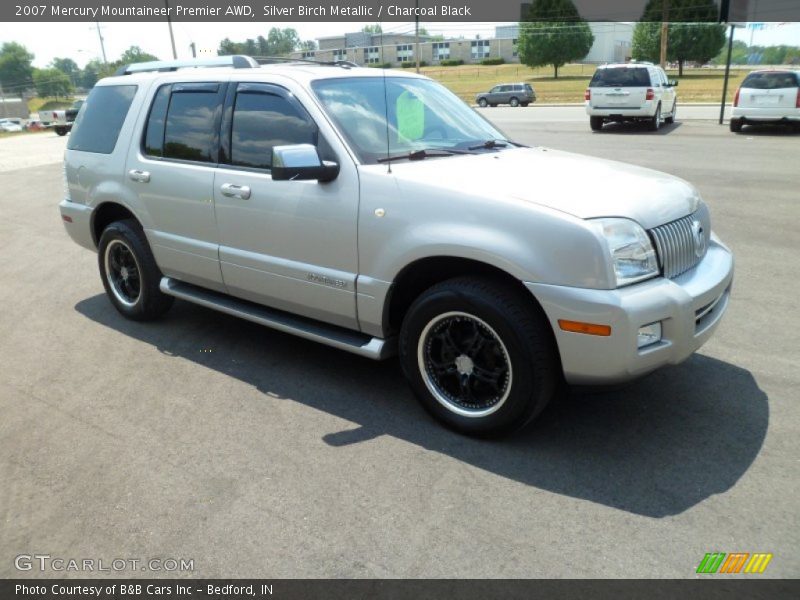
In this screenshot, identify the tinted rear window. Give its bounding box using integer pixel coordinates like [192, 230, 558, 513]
[742, 72, 799, 90]
[590, 68, 651, 87]
[163, 84, 223, 162]
[67, 85, 137, 154]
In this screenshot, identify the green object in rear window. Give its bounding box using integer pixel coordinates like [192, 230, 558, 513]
[396, 90, 424, 141]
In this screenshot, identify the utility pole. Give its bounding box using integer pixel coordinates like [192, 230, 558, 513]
[719, 24, 736, 125]
[0, 83, 7, 118]
[190, 42, 197, 58]
[95, 22, 107, 63]
[659, 0, 669, 68]
[165, 0, 178, 59]
[415, 0, 420, 73]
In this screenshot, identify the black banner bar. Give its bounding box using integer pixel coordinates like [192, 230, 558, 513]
[3, 0, 800, 23]
[3, 579, 800, 600]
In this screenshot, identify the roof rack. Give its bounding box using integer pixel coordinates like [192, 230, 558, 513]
[114, 55, 259, 76]
[252, 56, 360, 69]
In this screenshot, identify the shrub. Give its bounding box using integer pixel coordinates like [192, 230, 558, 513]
[438, 59, 464, 67]
[400, 61, 428, 68]
[367, 62, 392, 69]
[480, 57, 505, 66]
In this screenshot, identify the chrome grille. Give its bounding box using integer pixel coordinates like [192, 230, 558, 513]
[649, 213, 705, 279]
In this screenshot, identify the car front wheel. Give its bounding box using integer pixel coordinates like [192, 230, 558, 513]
[665, 101, 677, 124]
[399, 277, 559, 437]
[98, 219, 173, 321]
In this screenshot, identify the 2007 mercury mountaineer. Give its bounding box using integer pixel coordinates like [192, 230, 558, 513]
[60, 56, 734, 436]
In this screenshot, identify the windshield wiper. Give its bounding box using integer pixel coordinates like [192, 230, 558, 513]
[376, 148, 473, 163]
[467, 139, 525, 151]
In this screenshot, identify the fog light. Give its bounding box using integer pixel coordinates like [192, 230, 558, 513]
[637, 322, 662, 348]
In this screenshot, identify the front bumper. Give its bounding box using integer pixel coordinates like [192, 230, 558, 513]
[59, 198, 96, 252]
[526, 235, 734, 385]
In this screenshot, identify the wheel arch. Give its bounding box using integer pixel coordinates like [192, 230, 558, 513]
[383, 255, 549, 337]
[91, 202, 141, 247]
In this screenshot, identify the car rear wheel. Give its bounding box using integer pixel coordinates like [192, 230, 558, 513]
[590, 116, 604, 131]
[649, 104, 661, 131]
[665, 101, 677, 124]
[509, 97, 520, 107]
[55, 126, 67, 136]
[399, 277, 559, 437]
[98, 219, 173, 321]
[729, 118, 743, 133]
[478, 98, 488, 108]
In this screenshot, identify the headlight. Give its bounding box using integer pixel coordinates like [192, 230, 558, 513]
[592, 218, 658, 287]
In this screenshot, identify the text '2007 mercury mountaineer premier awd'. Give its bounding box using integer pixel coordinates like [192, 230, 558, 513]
[59, 56, 733, 437]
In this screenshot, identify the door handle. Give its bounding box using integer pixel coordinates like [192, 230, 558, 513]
[220, 183, 251, 200]
[128, 169, 150, 183]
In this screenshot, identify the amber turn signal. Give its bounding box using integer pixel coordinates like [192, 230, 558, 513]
[558, 319, 612, 336]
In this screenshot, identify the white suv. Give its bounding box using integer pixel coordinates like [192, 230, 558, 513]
[730, 70, 800, 132]
[585, 62, 678, 132]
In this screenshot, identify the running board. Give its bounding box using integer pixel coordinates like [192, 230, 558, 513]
[159, 277, 395, 360]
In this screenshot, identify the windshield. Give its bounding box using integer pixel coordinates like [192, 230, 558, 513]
[590, 67, 650, 87]
[312, 76, 509, 164]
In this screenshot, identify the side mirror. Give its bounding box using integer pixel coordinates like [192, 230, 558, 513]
[271, 144, 339, 183]
[669, 80, 678, 87]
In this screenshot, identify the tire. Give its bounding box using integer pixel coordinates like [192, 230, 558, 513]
[648, 104, 661, 131]
[509, 97, 520, 107]
[665, 101, 676, 124]
[55, 126, 67, 136]
[399, 277, 559, 437]
[478, 98, 488, 108]
[589, 116, 604, 131]
[98, 219, 173, 321]
[729, 118, 743, 133]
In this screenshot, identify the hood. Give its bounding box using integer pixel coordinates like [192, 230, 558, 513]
[380, 147, 700, 230]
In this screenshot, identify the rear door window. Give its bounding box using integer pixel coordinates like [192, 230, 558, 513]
[67, 85, 137, 154]
[742, 72, 799, 89]
[161, 83, 225, 163]
[590, 68, 651, 87]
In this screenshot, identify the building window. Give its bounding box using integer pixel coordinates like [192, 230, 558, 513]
[364, 46, 381, 64]
[302, 51, 315, 59]
[471, 40, 490, 60]
[512, 39, 518, 58]
[333, 49, 346, 61]
[396, 44, 414, 62]
[432, 42, 450, 61]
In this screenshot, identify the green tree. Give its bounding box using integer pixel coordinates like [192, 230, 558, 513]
[50, 57, 80, 85]
[217, 29, 301, 57]
[79, 59, 104, 88]
[518, 0, 594, 78]
[266, 27, 300, 55]
[33, 67, 73, 98]
[634, 0, 726, 76]
[119, 46, 159, 64]
[0, 42, 35, 97]
[362, 24, 382, 34]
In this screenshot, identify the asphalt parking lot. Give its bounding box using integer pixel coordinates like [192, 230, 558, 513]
[1, 112, 798, 579]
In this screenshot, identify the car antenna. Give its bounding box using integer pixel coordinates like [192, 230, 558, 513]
[380, 26, 392, 174]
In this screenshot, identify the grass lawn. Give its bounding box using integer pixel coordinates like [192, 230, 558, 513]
[419, 63, 750, 104]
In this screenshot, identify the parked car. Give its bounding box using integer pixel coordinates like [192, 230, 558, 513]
[476, 83, 536, 107]
[60, 56, 733, 437]
[42, 99, 84, 136]
[0, 118, 24, 133]
[585, 62, 678, 131]
[730, 70, 800, 132]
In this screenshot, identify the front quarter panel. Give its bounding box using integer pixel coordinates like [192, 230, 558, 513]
[356, 165, 615, 334]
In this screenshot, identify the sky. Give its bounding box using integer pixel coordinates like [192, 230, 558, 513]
[1, 20, 798, 68]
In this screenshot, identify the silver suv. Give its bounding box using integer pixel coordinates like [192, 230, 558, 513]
[60, 56, 733, 437]
[476, 83, 536, 107]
